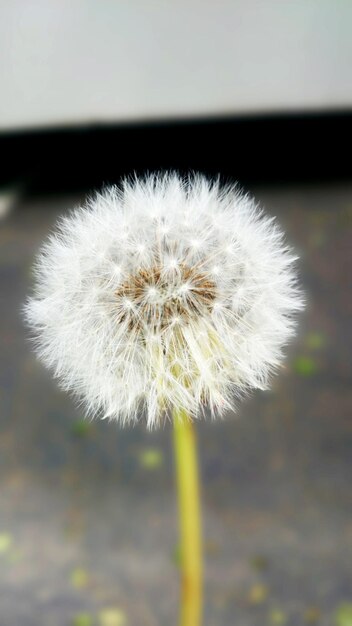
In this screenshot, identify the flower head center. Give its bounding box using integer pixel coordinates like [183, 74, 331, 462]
[115, 264, 216, 331]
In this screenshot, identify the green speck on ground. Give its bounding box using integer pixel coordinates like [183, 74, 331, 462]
[335, 603, 352, 626]
[71, 420, 93, 438]
[137, 448, 163, 469]
[98, 608, 127, 626]
[0, 533, 12, 554]
[72, 613, 93, 626]
[269, 608, 288, 625]
[292, 356, 318, 376]
[248, 584, 269, 605]
[70, 567, 89, 589]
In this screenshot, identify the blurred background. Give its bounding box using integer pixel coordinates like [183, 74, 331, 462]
[0, 2, 351, 625]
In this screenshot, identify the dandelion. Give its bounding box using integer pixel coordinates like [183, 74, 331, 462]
[25, 173, 303, 626]
[25, 173, 302, 428]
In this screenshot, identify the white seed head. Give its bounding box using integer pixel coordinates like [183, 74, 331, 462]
[25, 173, 303, 428]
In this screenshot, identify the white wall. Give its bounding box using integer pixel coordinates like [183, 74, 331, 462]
[0, 0, 351, 130]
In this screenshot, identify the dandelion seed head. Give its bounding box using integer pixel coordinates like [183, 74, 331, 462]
[25, 173, 303, 428]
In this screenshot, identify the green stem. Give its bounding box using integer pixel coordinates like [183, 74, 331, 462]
[173, 409, 203, 626]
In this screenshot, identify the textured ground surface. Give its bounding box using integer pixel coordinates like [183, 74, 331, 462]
[0, 183, 351, 626]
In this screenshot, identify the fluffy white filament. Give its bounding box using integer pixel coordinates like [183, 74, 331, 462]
[25, 173, 303, 428]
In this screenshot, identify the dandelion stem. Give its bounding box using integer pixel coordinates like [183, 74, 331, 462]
[173, 409, 202, 626]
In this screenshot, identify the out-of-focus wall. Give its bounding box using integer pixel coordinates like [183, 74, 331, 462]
[0, 0, 351, 131]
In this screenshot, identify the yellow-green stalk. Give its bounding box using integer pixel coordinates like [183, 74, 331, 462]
[173, 409, 202, 626]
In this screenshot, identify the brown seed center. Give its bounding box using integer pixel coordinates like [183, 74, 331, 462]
[115, 264, 216, 331]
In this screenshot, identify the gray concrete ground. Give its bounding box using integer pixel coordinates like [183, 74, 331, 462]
[0, 184, 351, 626]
